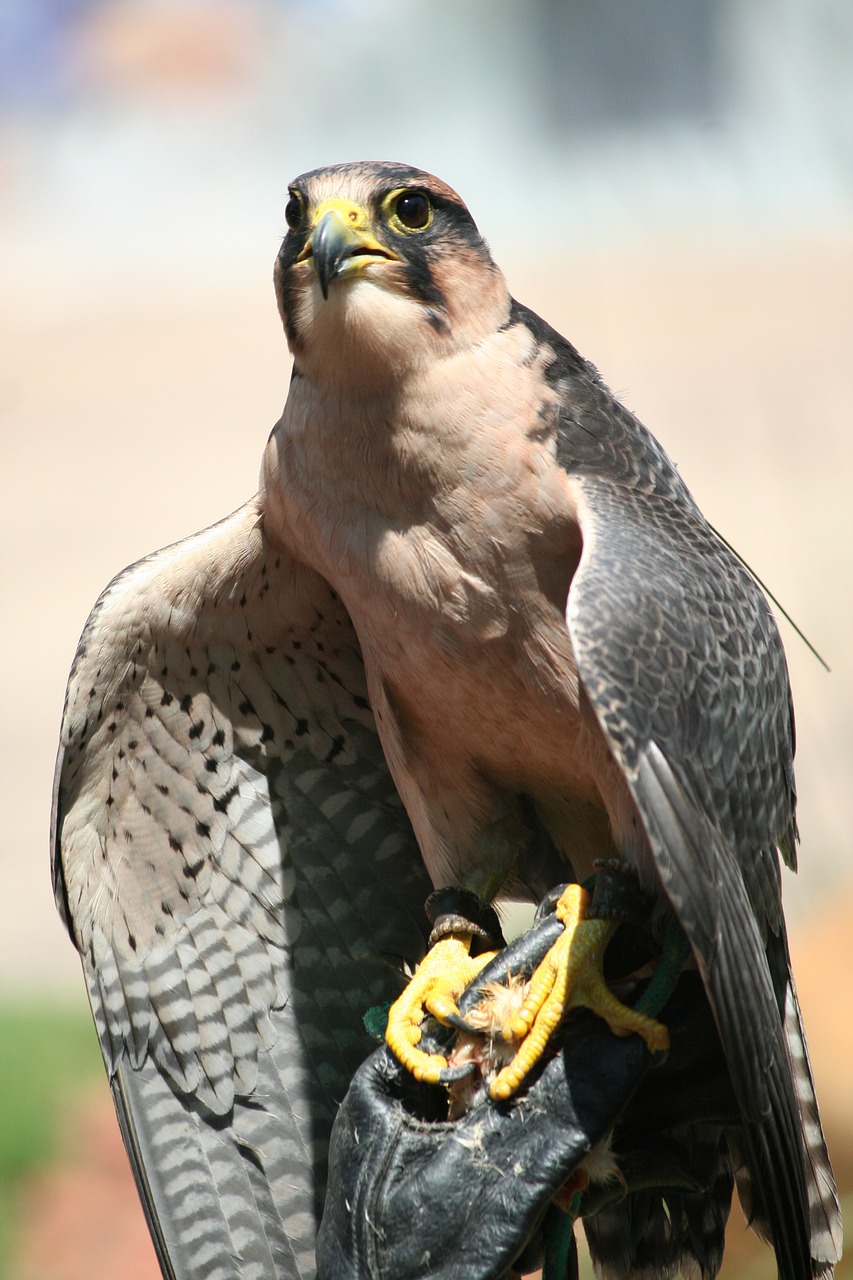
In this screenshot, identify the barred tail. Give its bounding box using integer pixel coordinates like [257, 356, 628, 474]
[785, 974, 843, 1276]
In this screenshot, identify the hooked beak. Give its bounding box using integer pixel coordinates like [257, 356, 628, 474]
[302, 208, 397, 299]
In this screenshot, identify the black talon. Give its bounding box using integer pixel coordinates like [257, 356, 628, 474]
[424, 886, 505, 949]
[444, 1010, 486, 1036]
[533, 882, 571, 923]
[437, 1061, 477, 1084]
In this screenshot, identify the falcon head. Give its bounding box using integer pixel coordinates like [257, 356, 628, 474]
[275, 161, 511, 387]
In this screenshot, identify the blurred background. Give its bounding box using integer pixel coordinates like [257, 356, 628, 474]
[1, 1, 851, 1276]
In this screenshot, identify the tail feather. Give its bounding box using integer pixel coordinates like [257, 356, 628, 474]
[583, 1127, 733, 1280]
[728, 974, 842, 1278]
[785, 974, 843, 1275]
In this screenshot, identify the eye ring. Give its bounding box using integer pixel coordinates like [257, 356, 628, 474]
[284, 191, 303, 231]
[393, 190, 432, 231]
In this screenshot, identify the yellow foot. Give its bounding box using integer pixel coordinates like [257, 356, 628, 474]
[386, 934, 498, 1084]
[489, 884, 669, 1100]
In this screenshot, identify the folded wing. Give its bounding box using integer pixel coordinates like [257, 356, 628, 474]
[546, 337, 841, 1280]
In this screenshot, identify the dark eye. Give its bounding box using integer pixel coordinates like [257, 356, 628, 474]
[285, 193, 303, 231]
[395, 191, 431, 230]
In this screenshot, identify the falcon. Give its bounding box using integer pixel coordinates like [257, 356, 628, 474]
[53, 160, 841, 1280]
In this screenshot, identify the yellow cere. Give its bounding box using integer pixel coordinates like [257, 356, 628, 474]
[311, 197, 371, 229]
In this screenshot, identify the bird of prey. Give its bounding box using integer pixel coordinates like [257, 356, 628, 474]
[52, 160, 841, 1280]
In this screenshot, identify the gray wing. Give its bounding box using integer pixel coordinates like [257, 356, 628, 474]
[51, 500, 432, 1280]
[526, 307, 841, 1280]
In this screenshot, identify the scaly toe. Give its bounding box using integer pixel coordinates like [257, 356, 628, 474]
[488, 883, 669, 1099]
[385, 934, 497, 1083]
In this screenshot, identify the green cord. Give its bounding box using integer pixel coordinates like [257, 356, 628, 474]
[633, 914, 690, 1019]
[542, 1204, 579, 1280]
